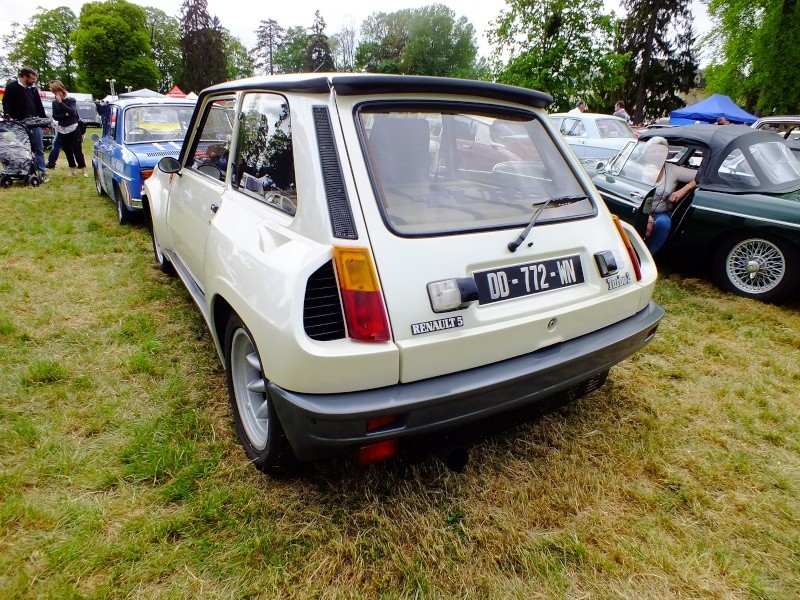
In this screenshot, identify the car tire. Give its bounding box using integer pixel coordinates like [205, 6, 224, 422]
[144, 202, 175, 276]
[112, 182, 133, 225]
[94, 167, 105, 196]
[225, 314, 292, 474]
[712, 233, 798, 303]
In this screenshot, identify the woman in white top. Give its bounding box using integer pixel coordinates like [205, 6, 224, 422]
[49, 80, 87, 177]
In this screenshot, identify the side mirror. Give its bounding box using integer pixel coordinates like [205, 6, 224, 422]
[158, 156, 181, 174]
[91, 133, 99, 142]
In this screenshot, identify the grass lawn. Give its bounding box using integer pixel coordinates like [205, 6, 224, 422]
[1, 140, 799, 598]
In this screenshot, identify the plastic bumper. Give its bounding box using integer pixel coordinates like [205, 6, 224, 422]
[269, 300, 664, 461]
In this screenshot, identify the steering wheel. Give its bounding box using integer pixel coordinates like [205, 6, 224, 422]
[128, 126, 151, 137]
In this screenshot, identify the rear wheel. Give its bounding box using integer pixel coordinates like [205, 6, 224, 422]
[112, 182, 133, 225]
[225, 314, 292, 474]
[712, 233, 798, 303]
[1, 175, 12, 188]
[27, 174, 41, 187]
[94, 166, 105, 196]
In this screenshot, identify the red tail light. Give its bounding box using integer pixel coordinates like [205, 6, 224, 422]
[612, 216, 642, 281]
[357, 439, 398, 465]
[333, 246, 391, 342]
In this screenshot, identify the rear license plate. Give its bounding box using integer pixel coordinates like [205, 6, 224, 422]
[474, 254, 584, 305]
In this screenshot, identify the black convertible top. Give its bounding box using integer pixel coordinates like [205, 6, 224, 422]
[640, 124, 800, 194]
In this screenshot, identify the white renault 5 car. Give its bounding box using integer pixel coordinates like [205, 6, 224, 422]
[144, 74, 664, 473]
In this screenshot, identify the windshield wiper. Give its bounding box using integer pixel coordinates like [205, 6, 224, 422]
[507, 195, 588, 253]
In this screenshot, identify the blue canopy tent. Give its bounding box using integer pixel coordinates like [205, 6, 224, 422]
[670, 94, 757, 126]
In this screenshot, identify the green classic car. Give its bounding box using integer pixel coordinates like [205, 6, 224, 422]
[592, 124, 800, 302]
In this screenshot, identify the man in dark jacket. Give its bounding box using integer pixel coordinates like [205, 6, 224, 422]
[2, 66, 48, 180]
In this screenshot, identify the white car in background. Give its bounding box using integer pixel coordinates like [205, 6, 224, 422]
[752, 115, 800, 142]
[145, 74, 664, 474]
[550, 112, 638, 161]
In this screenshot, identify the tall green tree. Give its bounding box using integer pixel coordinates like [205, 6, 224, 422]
[489, 0, 626, 112]
[179, 0, 227, 91]
[273, 26, 310, 74]
[223, 31, 255, 81]
[144, 7, 183, 94]
[252, 19, 286, 75]
[73, 0, 160, 97]
[306, 11, 335, 72]
[4, 8, 79, 89]
[400, 5, 476, 77]
[356, 10, 417, 73]
[355, 5, 478, 77]
[615, 0, 697, 124]
[703, 0, 800, 114]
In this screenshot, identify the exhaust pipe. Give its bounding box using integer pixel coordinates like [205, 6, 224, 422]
[436, 443, 469, 473]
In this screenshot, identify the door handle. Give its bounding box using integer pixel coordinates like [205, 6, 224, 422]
[210, 204, 219, 213]
[629, 192, 643, 199]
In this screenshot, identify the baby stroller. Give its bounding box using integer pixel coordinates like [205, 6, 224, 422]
[0, 116, 49, 187]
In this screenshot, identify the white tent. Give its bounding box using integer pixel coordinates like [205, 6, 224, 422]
[119, 88, 164, 98]
[186, 92, 198, 99]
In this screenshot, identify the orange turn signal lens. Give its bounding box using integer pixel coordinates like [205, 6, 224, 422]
[333, 247, 391, 342]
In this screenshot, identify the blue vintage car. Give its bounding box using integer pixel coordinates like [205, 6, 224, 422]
[91, 97, 196, 224]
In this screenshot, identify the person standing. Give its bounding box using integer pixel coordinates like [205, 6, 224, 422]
[47, 133, 62, 169]
[2, 66, 48, 181]
[568, 100, 587, 115]
[49, 80, 87, 177]
[613, 101, 631, 123]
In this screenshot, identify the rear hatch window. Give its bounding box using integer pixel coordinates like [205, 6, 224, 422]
[357, 105, 596, 236]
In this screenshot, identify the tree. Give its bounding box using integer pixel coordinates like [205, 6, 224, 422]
[355, 5, 479, 77]
[615, 0, 697, 124]
[331, 21, 357, 71]
[273, 27, 310, 74]
[399, 5, 477, 77]
[223, 31, 255, 81]
[144, 7, 183, 93]
[1, 24, 24, 82]
[252, 19, 285, 75]
[306, 11, 335, 72]
[4, 8, 79, 89]
[179, 0, 227, 91]
[356, 10, 414, 73]
[73, 0, 160, 97]
[702, 0, 800, 115]
[490, 0, 627, 112]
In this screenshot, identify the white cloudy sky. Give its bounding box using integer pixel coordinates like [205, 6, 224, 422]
[0, 0, 711, 61]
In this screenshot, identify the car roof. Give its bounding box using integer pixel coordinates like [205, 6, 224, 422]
[640, 124, 800, 193]
[550, 112, 628, 122]
[199, 73, 553, 109]
[110, 97, 196, 109]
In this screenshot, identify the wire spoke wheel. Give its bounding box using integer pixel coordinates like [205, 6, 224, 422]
[725, 238, 785, 295]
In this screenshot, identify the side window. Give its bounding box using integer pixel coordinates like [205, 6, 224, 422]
[187, 96, 236, 182]
[107, 106, 118, 140]
[231, 92, 297, 216]
[718, 148, 760, 187]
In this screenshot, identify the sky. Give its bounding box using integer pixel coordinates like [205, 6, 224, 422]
[0, 0, 711, 63]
